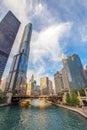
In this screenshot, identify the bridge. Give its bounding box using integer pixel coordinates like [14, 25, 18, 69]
[11, 95, 63, 103]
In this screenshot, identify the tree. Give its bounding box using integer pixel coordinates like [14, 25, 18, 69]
[0, 91, 8, 104]
[65, 91, 80, 106]
[79, 88, 86, 96]
[71, 92, 80, 105]
[72, 89, 78, 96]
[66, 93, 71, 105]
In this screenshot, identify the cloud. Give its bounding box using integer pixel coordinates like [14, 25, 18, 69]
[79, 25, 87, 43]
[30, 22, 72, 63]
[1, 0, 72, 85]
[27, 22, 72, 84]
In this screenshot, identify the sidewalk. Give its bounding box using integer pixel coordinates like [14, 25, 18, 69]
[0, 103, 9, 107]
[48, 101, 87, 119]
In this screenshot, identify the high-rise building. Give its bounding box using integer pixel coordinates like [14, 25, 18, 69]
[40, 77, 49, 95]
[62, 53, 87, 91]
[33, 85, 40, 95]
[54, 71, 64, 94]
[0, 77, 8, 92]
[26, 75, 35, 96]
[62, 68, 70, 91]
[48, 80, 54, 95]
[0, 11, 20, 81]
[7, 23, 32, 93]
[85, 66, 87, 77]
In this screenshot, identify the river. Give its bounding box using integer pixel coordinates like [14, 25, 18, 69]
[0, 99, 87, 130]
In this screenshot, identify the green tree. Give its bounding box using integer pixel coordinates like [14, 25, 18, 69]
[0, 91, 8, 104]
[79, 88, 86, 96]
[66, 93, 71, 105]
[65, 91, 80, 106]
[72, 89, 78, 96]
[71, 92, 80, 105]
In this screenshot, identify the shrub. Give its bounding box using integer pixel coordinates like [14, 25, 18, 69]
[0, 91, 8, 104]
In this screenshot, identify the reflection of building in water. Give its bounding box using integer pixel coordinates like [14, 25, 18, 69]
[31, 99, 51, 108]
[0, 106, 21, 130]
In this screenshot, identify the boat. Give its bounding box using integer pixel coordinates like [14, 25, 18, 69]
[20, 100, 30, 107]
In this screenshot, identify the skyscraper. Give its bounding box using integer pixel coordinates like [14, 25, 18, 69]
[40, 77, 49, 95]
[26, 75, 35, 96]
[62, 68, 70, 91]
[54, 71, 64, 94]
[0, 11, 20, 81]
[7, 23, 32, 93]
[84, 66, 87, 77]
[62, 53, 87, 91]
[48, 80, 54, 95]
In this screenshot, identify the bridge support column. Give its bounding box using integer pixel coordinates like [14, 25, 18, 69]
[6, 92, 13, 104]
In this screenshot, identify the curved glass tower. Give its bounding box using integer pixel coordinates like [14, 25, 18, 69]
[7, 23, 32, 94]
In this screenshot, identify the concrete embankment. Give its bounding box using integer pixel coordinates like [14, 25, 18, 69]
[47, 101, 87, 119]
[0, 103, 9, 107]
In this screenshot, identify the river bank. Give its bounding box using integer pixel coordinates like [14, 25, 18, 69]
[49, 101, 87, 119]
[0, 103, 10, 107]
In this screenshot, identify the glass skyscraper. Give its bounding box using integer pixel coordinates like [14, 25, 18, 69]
[0, 11, 20, 81]
[62, 54, 87, 91]
[7, 23, 32, 93]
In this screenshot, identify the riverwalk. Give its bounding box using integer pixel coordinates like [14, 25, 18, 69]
[50, 102, 87, 119]
[0, 103, 9, 107]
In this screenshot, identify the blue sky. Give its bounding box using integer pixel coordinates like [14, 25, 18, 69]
[0, 0, 87, 84]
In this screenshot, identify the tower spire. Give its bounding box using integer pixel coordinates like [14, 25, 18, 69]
[62, 53, 67, 60]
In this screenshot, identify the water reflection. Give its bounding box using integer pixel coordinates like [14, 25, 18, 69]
[30, 99, 51, 108]
[0, 105, 21, 130]
[0, 99, 87, 130]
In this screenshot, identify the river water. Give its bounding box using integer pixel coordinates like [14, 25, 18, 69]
[0, 99, 87, 130]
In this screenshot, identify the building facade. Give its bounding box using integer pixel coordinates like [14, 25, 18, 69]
[49, 80, 54, 95]
[40, 77, 49, 95]
[7, 23, 32, 94]
[0, 11, 20, 81]
[62, 68, 70, 91]
[0, 77, 8, 92]
[26, 75, 34, 96]
[62, 53, 87, 91]
[54, 71, 64, 94]
[85, 66, 87, 77]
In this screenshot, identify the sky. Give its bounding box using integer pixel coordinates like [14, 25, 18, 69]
[0, 0, 87, 85]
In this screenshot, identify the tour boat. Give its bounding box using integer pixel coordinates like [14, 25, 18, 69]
[20, 100, 30, 107]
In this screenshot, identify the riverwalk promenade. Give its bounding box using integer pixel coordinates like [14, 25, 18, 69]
[51, 102, 87, 119]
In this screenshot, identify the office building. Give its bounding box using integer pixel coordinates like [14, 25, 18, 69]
[54, 71, 64, 94]
[62, 53, 87, 91]
[7, 23, 32, 94]
[62, 68, 70, 91]
[40, 77, 49, 95]
[26, 75, 34, 96]
[85, 66, 87, 76]
[49, 80, 54, 95]
[0, 77, 8, 92]
[0, 11, 20, 81]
